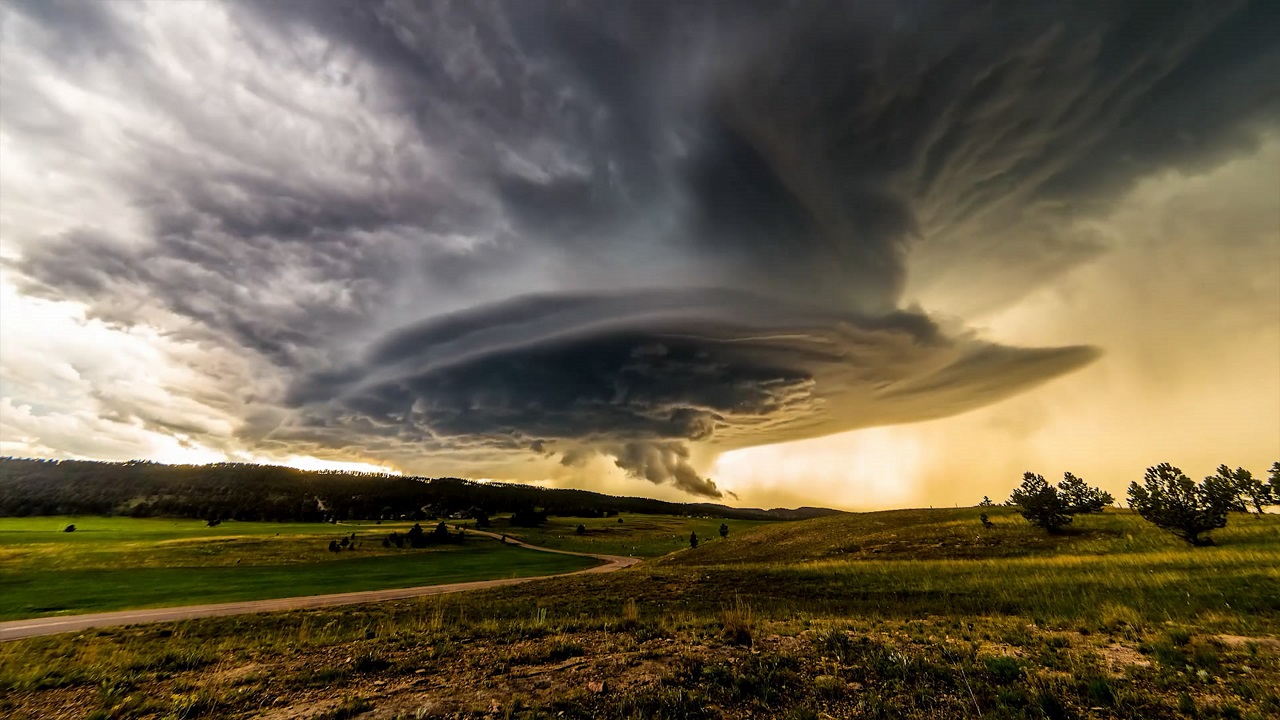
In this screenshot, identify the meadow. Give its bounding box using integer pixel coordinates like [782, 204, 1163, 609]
[2, 507, 1278, 719]
[494, 514, 778, 558]
[0, 516, 600, 620]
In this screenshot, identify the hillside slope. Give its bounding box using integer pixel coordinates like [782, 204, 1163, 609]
[660, 504, 1280, 564]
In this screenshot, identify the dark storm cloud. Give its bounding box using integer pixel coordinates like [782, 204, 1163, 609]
[279, 288, 1096, 497]
[4, 1, 1277, 494]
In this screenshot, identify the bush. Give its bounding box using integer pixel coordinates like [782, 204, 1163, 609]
[1008, 473, 1072, 532]
[1058, 472, 1114, 513]
[1127, 463, 1230, 545]
[406, 523, 426, 548]
[1008, 471, 1113, 532]
[719, 523, 729, 538]
[510, 507, 547, 527]
[1212, 464, 1273, 513]
[576, 523, 586, 535]
[432, 521, 451, 542]
[62, 524, 76, 533]
[689, 531, 699, 548]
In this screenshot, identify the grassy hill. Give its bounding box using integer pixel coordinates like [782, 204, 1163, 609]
[4, 507, 1278, 720]
[661, 505, 1280, 564]
[645, 506, 1280, 630]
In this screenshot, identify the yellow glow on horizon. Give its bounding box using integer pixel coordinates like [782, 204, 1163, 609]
[271, 455, 403, 475]
[144, 436, 404, 476]
[711, 427, 923, 510]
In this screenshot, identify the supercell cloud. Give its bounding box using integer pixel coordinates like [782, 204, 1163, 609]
[2, 1, 1277, 496]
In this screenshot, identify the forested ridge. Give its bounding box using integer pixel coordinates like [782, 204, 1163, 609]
[0, 457, 838, 522]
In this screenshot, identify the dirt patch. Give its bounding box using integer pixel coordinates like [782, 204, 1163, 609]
[1214, 634, 1280, 651]
[1098, 642, 1151, 672]
[208, 660, 264, 684]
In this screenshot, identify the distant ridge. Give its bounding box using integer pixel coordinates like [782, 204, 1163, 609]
[0, 457, 841, 522]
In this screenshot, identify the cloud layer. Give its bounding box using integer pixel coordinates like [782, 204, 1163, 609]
[2, 1, 1277, 496]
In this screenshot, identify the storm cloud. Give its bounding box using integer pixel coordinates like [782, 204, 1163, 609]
[2, 1, 1277, 496]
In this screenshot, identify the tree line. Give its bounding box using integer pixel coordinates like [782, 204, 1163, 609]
[1003, 461, 1279, 545]
[0, 457, 839, 523]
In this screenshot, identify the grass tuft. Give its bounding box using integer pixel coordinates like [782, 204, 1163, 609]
[720, 596, 754, 647]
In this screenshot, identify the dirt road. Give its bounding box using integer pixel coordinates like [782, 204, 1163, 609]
[0, 528, 640, 642]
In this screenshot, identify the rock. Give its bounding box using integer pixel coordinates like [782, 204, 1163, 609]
[588, 680, 607, 694]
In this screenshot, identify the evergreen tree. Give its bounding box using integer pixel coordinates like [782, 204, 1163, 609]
[1127, 464, 1231, 546]
[1008, 472, 1072, 533]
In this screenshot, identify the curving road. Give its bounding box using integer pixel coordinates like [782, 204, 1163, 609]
[0, 528, 640, 642]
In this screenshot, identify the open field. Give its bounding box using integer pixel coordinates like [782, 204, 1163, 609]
[0, 517, 599, 620]
[494, 513, 780, 558]
[3, 506, 1278, 719]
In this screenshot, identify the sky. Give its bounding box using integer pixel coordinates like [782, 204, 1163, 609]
[0, 1, 1277, 510]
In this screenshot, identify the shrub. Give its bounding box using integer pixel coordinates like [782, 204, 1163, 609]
[1009, 471, 1116, 532]
[1211, 464, 1273, 513]
[510, 507, 547, 527]
[689, 531, 699, 548]
[1127, 463, 1230, 546]
[576, 524, 586, 535]
[1058, 472, 1114, 513]
[719, 523, 729, 539]
[1008, 473, 1072, 532]
[62, 524, 76, 533]
[406, 523, 426, 548]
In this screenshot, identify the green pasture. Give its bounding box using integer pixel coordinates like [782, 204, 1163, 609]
[0, 516, 598, 620]
[495, 513, 779, 558]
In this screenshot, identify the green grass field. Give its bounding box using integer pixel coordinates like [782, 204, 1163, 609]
[0, 516, 599, 620]
[3, 507, 1279, 720]
[494, 513, 779, 558]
